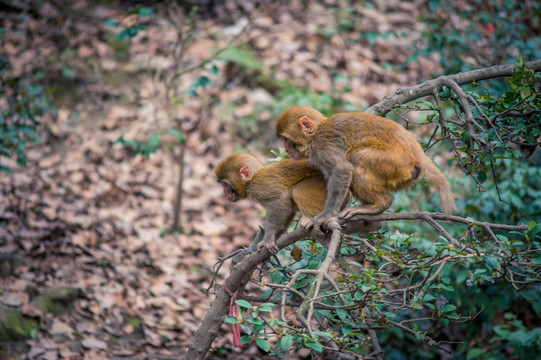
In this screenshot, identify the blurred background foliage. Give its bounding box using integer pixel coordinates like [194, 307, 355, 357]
[0, 0, 540, 359]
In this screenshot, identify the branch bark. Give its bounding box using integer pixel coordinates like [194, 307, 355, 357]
[183, 228, 307, 360]
[366, 59, 541, 116]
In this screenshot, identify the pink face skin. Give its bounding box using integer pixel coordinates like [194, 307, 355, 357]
[281, 136, 301, 160]
[219, 181, 240, 202]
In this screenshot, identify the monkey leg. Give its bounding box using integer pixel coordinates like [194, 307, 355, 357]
[339, 167, 394, 220]
[292, 176, 327, 218]
[346, 146, 421, 192]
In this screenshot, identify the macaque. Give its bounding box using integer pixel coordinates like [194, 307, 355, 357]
[276, 106, 456, 234]
[215, 154, 381, 253]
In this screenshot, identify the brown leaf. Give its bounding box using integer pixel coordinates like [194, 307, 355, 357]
[81, 337, 107, 350]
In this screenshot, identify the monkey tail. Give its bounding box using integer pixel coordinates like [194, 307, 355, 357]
[418, 152, 457, 214]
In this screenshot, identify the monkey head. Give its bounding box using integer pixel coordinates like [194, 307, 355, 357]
[275, 106, 326, 159]
[215, 154, 264, 202]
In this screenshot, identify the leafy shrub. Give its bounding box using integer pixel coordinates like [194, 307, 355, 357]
[0, 57, 56, 170]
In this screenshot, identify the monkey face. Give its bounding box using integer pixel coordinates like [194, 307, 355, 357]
[279, 135, 302, 160]
[218, 180, 240, 202]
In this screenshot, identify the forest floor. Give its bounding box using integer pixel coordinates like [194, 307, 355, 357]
[0, 1, 442, 359]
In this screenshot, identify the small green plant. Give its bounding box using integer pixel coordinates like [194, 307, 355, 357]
[223, 300, 277, 352]
[0, 58, 57, 170]
[114, 129, 185, 159]
[105, 6, 155, 41]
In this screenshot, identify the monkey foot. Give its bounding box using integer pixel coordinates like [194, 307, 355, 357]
[338, 206, 384, 220]
[299, 216, 314, 232]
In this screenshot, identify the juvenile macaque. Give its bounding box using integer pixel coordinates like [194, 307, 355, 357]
[276, 106, 456, 234]
[215, 154, 380, 253]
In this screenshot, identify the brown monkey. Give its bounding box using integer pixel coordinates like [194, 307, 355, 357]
[215, 154, 380, 253]
[276, 106, 456, 234]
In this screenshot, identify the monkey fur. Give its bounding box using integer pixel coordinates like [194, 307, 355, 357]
[276, 106, 456, 235]
[215, 153, 381, 253]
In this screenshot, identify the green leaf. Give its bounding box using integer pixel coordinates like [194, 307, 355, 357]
[305, 341, 323, 352]
[280, 334, 293, 350]
[138, 7, 154, 17]
[240, 335, 252, 344]
[223, 317, 239, 324]
[217, 47, 263, 71]
[336, 308, 347, 321]
[194, 76, 213, 90]
[528, 222, 541, 235]
[257, 303, 275, 312]
[467, 348, 484, 359]
[61, 67, 76, 79]
[167, 128, 185, 143]
[307, 257, 321, 269]
[428, 0, 440, 12]
[149, 131, 161, 146]
[476, 171, 487, 183]
[209, 64, 219, 75]
[116, 29, 129, 42]
[520, 86, 532, 99]
[256, 338, 271, 352]
[105, 18, 119, 27]
[441, 304, 457, 314]
[485, 256, 501, 271]
[235, 300, 253, 309]
[315, 309, 335, 321]
[385, 312, 397, 319]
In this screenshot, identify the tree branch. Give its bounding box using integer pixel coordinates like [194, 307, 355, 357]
[366, 59, 541, 116]
[182, 228, 307, 360]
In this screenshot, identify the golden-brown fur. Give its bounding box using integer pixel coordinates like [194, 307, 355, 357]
[275, 106, 456, 234]
[215, 153, 379, 252]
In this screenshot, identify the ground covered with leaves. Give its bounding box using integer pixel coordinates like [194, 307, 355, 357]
[0, 1, 443, 358]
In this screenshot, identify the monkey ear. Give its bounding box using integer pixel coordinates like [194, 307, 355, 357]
[239, 166, 254, 182]
[299, 116, 316, 135]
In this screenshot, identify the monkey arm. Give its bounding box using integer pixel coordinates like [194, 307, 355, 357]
[308, 153, 354, 235]
[257, 198, 296, 254]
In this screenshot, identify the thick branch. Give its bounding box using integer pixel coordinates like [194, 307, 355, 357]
[183, 228, 307, 360]
[366, 59, 541, 116]
[346, 211, 528, 231]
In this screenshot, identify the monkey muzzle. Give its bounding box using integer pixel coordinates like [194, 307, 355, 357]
[219, 181, 240, 202]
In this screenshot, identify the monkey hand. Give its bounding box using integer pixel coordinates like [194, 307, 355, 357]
[339, 205, 385, 220]
[338, 207, 363, 220]
[307, 213, 329, 239]
[257, 236, 280, 254]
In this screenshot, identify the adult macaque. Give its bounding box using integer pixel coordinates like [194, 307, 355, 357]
[276, 106, 456, 234]
[215, 154, 381, 253]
